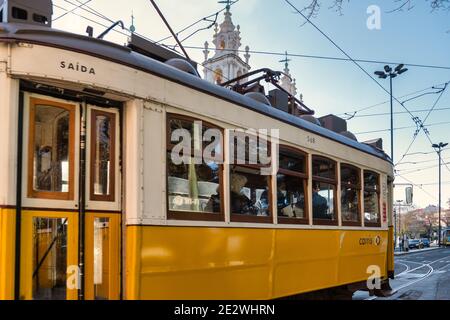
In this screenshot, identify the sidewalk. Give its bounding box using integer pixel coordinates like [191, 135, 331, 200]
[394, 246, 442, 256]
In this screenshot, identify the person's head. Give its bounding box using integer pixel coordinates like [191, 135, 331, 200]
[231, 173, 248, 194]
[313, 184, 321, 193]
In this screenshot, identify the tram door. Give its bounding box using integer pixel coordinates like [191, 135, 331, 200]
[19, 94, 121, 300]
[84, 106, 121, 300]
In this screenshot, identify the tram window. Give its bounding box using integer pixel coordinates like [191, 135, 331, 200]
[90, 110, 116, 202]
[277, 147, 308, 224]
[231, 132, 270, 166]
[229, 131, 272, 224]
[167, 114, 224, 221]
[312, 156, 337, 225]
[312, 156, 335, 180]
[341, 164, 361, 226]
[230, 165, 271, 223]
[32, 217, 67, 300]
[364, 171, 381, 226]
[28, 99, 75, 200]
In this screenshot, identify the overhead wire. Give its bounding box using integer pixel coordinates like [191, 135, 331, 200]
[282, 0, 450, 177]
[396, 174, 438, 201]
[53, 0, 92, 21]
[395, 82, 449, 167]
[54, 1, 232, 81]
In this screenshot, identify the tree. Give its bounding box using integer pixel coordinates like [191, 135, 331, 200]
[300, 0, 450, 20]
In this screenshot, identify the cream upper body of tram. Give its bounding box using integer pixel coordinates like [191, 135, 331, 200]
[0, 3, 394, 301]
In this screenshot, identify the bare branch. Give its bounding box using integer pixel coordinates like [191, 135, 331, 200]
[298, 0, 450, 18]
[387, 0, 415, 13]
[329, 0, 349, 16]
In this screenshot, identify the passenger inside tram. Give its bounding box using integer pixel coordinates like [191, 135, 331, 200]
[277, 178, 305, 219]
[230, 171, 269, 216]
[312, 184, 330, 219]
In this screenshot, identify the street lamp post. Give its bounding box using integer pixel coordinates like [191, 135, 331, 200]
[433, 142, 448, 247]
[374, 64, 408, 163]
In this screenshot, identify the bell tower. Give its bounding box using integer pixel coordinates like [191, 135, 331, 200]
[279, 51, 305, 104]
[203, 4, 251, 84]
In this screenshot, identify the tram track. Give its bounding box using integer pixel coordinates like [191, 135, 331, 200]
[365, 251, 450, 300]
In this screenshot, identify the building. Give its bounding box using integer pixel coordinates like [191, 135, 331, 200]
[202, 5, 250, 84]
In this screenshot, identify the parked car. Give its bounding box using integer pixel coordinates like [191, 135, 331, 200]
[408, 239, 423, 250]
[420, 238, 431, 248]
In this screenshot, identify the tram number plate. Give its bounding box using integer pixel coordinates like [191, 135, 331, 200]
[307, 136, 316, 144]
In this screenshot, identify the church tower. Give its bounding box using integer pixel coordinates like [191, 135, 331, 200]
[203, 5, 251, 84]
[279, 52, 304, 104]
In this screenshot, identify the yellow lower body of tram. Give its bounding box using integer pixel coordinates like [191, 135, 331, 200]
[1, 209, 392, 300]
[126, 226, 390, 300]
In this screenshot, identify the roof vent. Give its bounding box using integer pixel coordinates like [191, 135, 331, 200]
[300, 115, 322, 126]
[340, 131, 358, 141]
[363, 138, 383, 150]
[165, 58, 200, 77]
[318, 114, 347, 133]
[0, 0, 52, 27]
[244, 92, 272, 106]
[268, 89, 289, 113]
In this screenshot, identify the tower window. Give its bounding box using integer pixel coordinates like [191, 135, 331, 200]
[214, 68, 223, 85]
[12, 7, 28, 20]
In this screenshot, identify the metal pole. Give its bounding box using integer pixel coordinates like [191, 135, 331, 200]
[390, 75, 394, 163]
[394, 208, 397, 249]
[399, 202, 402, 251]
[439, 148, 442, 247]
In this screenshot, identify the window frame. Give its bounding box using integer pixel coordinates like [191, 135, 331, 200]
[27, 97, 76, 201]
[89, 109, 117, 202]
[229, 132, 273, 224]
[166, 113, 225, 222]
[277, 145, 309, 225]
[340, 164, 362, 227]
[363, 170, 382, 228]
[312, 155, 338, 226]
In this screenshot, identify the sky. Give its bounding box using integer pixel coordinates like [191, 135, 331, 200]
[52, 0, 450, 209]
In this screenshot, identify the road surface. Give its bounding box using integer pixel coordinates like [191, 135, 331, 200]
[353, 247, 450, 300]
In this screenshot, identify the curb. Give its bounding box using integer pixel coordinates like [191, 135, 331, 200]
[394, 247, 442, 256]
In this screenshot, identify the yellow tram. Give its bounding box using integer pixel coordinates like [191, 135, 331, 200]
[0, 1, 395, 300]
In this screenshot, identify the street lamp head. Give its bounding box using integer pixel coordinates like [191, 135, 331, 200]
[441, 143, 449, 148]
[391, 74, 398, 79]
[397, 68, 408, 75]
[433, 144, 440, 149]
[384, 65, 392, 73]
[375, 71, 388, 79]
[395, 64, 405, 72]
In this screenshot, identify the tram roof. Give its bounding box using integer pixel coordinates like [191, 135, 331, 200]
[0, 23, 391, 163]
